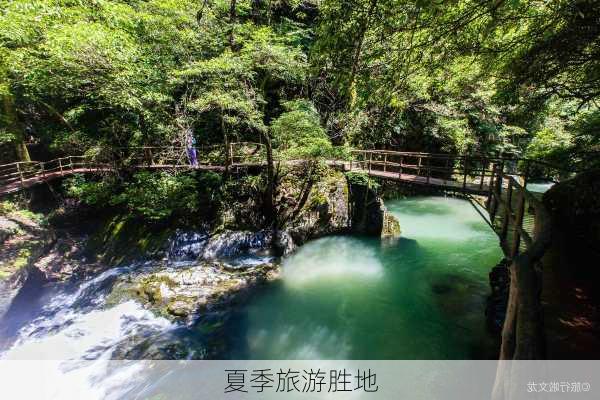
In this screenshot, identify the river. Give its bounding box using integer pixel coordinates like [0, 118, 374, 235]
[0, 196, 502, 362]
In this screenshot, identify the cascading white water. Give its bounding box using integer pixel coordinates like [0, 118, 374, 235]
[2, 266, 176, 360]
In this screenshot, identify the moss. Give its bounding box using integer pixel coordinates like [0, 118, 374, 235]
[85, 215, 173, 265]
[345, 171, 380, 190]
[0, 240, 43, 281]
[308, 190, 328, 208]
[13, 248, 31, 269]
[0, 201, 17, 215]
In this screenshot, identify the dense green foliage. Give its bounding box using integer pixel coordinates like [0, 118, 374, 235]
[313, 0, 599, 166]
[2, 0, 599, 221]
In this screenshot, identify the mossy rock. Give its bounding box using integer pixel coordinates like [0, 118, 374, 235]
[85, 215, 173, 265]
[382, 213, 401, 238]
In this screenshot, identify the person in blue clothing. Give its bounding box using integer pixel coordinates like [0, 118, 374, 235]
[187, 131, 198, 167]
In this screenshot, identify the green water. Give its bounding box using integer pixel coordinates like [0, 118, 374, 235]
[225, 196, 502, 359]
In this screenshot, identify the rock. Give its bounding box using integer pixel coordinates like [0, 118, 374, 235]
[285, 174, 351, 246]
[167, 299, 196, 317]
[382, 211, 401, 238]
[129, 261, 279, 321]
[346, 172, 399, 237]
[168, 230, 209, 261]
[486, 258, 510, 334]
[202, 230, 273, 259]
[0, 217, 20, 244]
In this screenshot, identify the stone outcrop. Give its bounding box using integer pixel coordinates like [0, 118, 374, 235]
[486, 258, 510, 334]
[285, 173, 351, 246]
[0, 217, 19, 244]
[121, 261, 279, 322]
[346, 172, 401, 237]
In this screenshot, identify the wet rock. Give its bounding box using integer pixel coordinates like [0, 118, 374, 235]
[0, 217, 20, 244]
[130, 261, 279, 322]
[346, 172, 400, 237]
[382, 211, 401, 238]
[168, 230, 209, 261]
[202, 230, 271, 259]
[285, 173, 351, 247]
[486, 258, 510, 333]
[167, 299, 196, 317]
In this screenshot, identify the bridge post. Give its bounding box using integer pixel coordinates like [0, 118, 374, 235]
[511, 185, 526, 257]
[479, 158, 486, 190]
[500, 178, 513, 244]
[487, 163, 498, 224]
[490, 164, 504, 228]
[368, 152, 372, 173]
[70, 156, 74, 172]
[383, 153, 387, 172]
[462, 156, 468, 191]
[40, 163, 45, 180]
[488, 162, 496, 196]
[59, 158, 63, 175]
[443, 156, 450, 185]
[417, 155, 422, 176]
[426, 156, 431, 184]
[521, 160, 530, 188]
[399, 155, 403, 177]
[16, 162, 23, 186]
[144, 148, 153, 166]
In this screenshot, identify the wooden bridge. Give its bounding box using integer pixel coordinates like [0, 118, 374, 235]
[1, 144, 565, 258]
[348, 149, 565, 258]
[0, 142, 266, 196]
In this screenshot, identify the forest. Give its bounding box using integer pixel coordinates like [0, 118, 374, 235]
[1, 0, 599, 220]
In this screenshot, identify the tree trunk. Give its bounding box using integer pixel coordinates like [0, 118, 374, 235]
[348, 0, 379, 109]
[262, 131, 275, 226]
[288, 161, 317, 222]
[2, 94, 30, 162]
[229, 0, 237, 49]
[251, 0, 262, 23]
[221, 114, 230, 175]
[492, 196, 551, 400]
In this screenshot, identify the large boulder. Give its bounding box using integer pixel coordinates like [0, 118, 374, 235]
[286, 172, 351, 244]
[346, 172, 401, 237]
[127, 261, 279, 322]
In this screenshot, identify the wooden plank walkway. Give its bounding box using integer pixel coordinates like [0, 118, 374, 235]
[1, 168, 99, 195]
[348, 167, 491, 195]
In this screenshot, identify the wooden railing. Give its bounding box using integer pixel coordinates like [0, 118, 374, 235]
[0, 156, 111, 190]
[1, 145, 569, 206]
[0, 143, 269, 195]
[347, 148, 572, 259]
[349, 149, 568, 195]
[349, 150, 509, 194]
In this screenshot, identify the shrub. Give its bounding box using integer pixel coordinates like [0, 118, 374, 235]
[111, 172, 199, 221]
